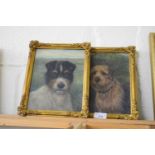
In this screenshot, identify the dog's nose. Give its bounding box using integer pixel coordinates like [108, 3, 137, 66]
[58, 82, 65, 89]
[95, 77, 100, 83]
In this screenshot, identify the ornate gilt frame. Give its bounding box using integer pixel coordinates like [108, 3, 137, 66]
[89, 46, 139, 119]
[18, 41, 91, 117]
[150, 33, 155, 119]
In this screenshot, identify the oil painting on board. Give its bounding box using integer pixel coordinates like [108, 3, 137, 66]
[28, 49, 84, 112]
[89, 47, 138, 119]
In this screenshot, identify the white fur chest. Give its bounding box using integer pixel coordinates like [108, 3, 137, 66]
[28, 85, 73, 111]
[49, 92, 73, 111]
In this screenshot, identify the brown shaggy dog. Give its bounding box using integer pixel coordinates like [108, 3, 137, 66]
[91, 65, 125, 113]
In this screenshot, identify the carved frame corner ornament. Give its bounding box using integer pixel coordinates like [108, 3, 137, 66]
[18, 95, 27, 116]
[29, 40, 39, 49]
[128, 46, 136, 51]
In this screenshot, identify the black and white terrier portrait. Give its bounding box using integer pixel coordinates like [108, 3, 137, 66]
[28, 60, 76, 111]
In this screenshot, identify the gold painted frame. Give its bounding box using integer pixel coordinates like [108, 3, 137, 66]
[18, 41, 91, 117]
[89, 47, 139, 119]
[150, 33, 155, 119]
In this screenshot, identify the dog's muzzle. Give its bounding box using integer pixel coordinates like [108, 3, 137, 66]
[94, 76, 101, 83]
[55, 82, 66, 95]
[57, 82, 65, 89]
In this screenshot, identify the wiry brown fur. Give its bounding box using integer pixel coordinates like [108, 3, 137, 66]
[91, 65, 124, 113]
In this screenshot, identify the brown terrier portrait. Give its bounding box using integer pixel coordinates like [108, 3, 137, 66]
[91, 65, 125, 113]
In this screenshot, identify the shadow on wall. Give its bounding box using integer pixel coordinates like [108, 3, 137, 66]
[137, 53, 143, 120]
[0, 49, 3, 113]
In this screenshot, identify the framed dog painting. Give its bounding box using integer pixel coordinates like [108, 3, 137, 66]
[18, 41, 91, 117]
[150, 33, 155, 119]
[89, 47, 139, 119]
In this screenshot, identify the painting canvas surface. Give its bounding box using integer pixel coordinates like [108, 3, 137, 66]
[28, 49, 84, 112]
[90, 53, 130, 114]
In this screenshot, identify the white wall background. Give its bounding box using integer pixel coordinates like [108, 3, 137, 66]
[0, 26, 154, 120]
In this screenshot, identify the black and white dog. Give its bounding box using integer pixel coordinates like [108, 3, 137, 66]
[28, 60, 76, 111]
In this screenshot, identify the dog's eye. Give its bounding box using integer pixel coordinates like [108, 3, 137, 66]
[63, 72, 70, 78]
[101, 71, 107, 75]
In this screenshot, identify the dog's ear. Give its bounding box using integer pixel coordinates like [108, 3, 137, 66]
[70, 63, 76, 72]
[45, 61, 57, 70]
[104, 64, 113, 76]
[64, 61, 76, 72]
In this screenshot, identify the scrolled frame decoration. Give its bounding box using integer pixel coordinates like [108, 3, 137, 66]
[89, 46, 139, 120]
[18, 41, 91, 118]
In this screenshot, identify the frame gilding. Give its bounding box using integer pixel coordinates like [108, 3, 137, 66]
[89, 47, 139, 120]
[150, 33, 155, 119]
[18, 41, 91, 118]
